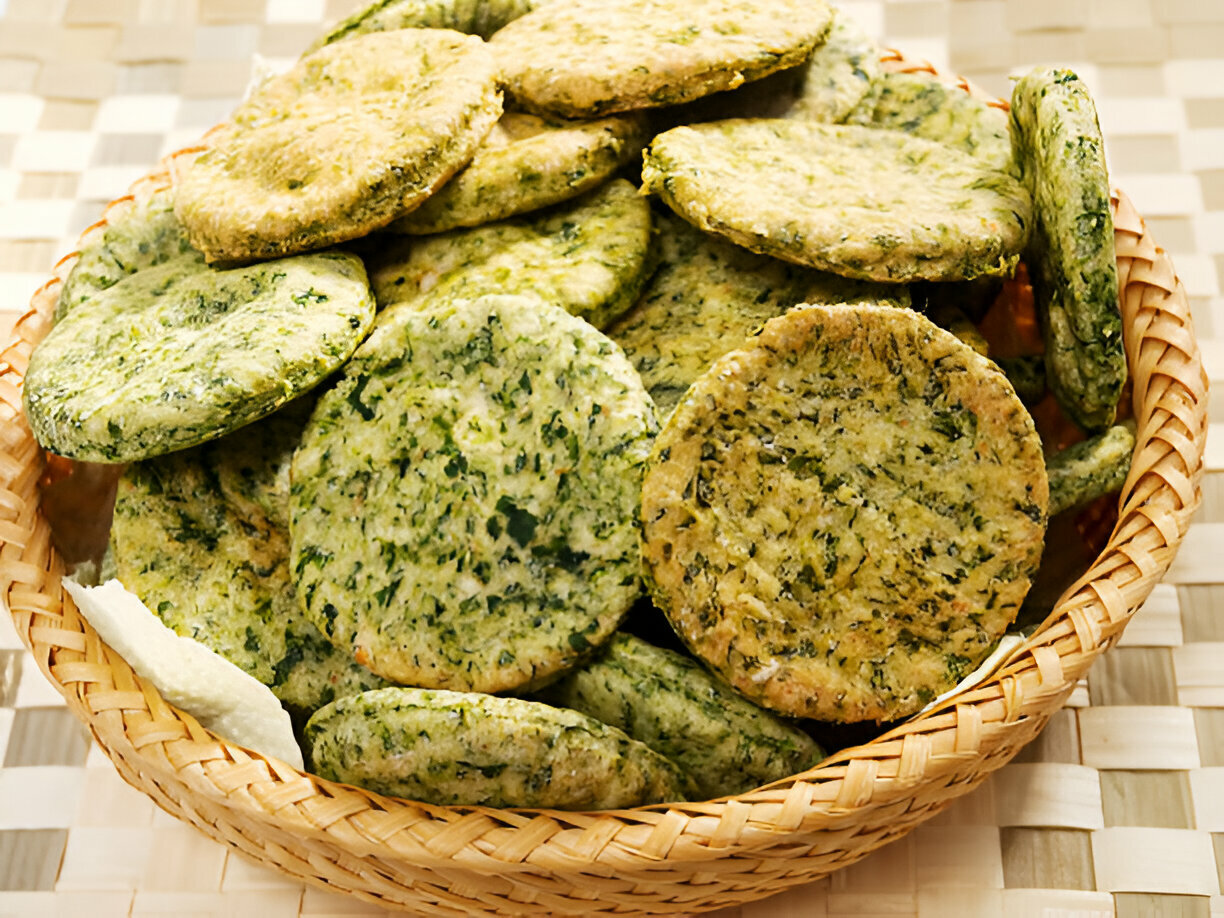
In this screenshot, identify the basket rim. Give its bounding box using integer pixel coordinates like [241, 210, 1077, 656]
[0, 49, 1210, 908]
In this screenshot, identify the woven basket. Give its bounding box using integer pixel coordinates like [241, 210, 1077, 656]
[0, 53, 1209, 916]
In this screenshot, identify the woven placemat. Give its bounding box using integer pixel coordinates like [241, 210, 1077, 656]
[0, 1, 1221, 915]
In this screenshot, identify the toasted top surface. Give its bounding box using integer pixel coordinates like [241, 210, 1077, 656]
[641, 304, 1048, 722]
[289, 294, 657, 694]
[489, 0, 834, 117]
[304, 686, 694, 809]
[24, 250, 375, 463]
[642, 120, 1031, 282]
[175, 29, 502, 262]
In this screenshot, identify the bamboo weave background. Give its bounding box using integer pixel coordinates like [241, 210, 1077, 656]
[0, 37, 1210, 918]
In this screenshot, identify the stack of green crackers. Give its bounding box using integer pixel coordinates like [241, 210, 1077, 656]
[25, 0, 1134, 809]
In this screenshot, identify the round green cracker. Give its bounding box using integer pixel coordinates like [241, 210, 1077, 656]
[25, 250, 375, 464]
[1010, 67, 1125, 432]
[608, 210, 904, 418]
[488, 0, 835, 118]
[389, 112, 649, 234]
[640, 304, 1048, 723]
[370, 179, 653, 330]
[175, 29, 502, 262]
[536, 633, 824, 798]
[289, 294, 657, 694]
[56, 188, 196, 323]
[110, 406, 391, 719]
[852, 70, 1014, 173]
[642, 119, 1031, 283]
[786, 8, 882, 124]
[304, 687, 694, 808]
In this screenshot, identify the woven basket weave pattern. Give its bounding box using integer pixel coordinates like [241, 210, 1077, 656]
[0, 56, 1209, 916]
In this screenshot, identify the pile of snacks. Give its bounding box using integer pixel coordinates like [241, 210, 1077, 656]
[27, 0, 1135, 810]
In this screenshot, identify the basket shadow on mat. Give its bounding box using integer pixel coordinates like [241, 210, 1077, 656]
[0, 68, 1209, 918]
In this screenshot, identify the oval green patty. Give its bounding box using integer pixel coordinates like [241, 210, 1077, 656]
[290, 294, 657, 694]
[311, 0, 547, 49]
[536, 633, 824, 798]
[642, 119, 1031, 283]
[786, 8, 882, 124]
[1010, 67, 1125, 432]
[305, 687, 694, 808]
[24, 249, 375, 463]
[389, 112, 649, 234]
[608, 210, 904, 418]
[371, 178, 653, 330]
[175, 29, 502, 262]
[489, 0, 834, 117]
[641, 304, 1048, 723]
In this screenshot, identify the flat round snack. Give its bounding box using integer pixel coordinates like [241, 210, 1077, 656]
[640, 304, 1048, 722]
[854, 71, 1013, 173]
[786, 8, 882, 124]
[370, 179, 652, 329]
[488, 0, 834, 118]
[290, 294, 657, 694]
[311, 0, 543, 48]
[389, 112, 649, 234]
[1010, 68, 1125, 432]
[175, 30, 502, 262]
[56, 188, 195, 323]
[304, 687, 694, 808]
[24, 249, 374, 463]
[609, 210, 902, 417]
[110, 405, 391, 719]
[642, 120, 1031, 282]
[536, 633, 824, 798]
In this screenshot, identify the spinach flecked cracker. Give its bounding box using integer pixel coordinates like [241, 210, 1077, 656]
[640, 305, 1048, 723]
[305, 687, 694, 809]
[289, 294, 657, 694]
[536, 633, 824, 798]
[371, 179, 652, 330]
[1010, 67, 1125, 432]
[56, 188, 196, 323]
[389, 112, 649, 234]
[488, 0, 835, 117]
[25, 250, 375, 463]
[1047, 423, 1135, 517]
[608, 210, 902, 418]
[642, 120, 1031, 282]
[175, 29, 502, 262]
[110, 406, 391, 719]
